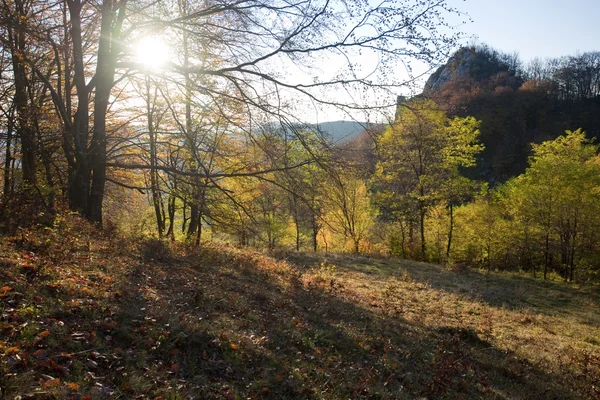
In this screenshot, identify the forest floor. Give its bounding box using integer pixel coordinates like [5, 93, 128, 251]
[1, 217, 600, 399]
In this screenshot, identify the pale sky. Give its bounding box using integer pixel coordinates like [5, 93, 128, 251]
[453, 0, 600, 62]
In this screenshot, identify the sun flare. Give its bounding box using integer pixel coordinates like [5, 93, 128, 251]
[135, 36, 170, 70]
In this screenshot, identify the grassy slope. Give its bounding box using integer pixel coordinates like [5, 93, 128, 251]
[1, 220, 599, 399]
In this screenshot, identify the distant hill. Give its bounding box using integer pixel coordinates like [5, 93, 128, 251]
[259, 120, 369, 144]
[316, 120, 368, 143]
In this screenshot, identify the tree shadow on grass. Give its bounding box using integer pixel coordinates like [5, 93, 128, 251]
[285, 251, 600, 327]
[106, 248, 589, 399]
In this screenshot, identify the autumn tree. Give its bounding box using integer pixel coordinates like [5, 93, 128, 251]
[373, 99, 482, 260]
[325, 169, 373, 254]
[0, 0, 464, 228]
[508, 129, 600, 281]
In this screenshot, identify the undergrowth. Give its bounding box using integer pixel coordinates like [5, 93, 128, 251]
[1, 217, 599, 399]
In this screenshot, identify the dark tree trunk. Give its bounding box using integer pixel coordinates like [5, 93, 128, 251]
[87, 0, 127, 225]
[67, 0, 90, 214]
[195, 213, 202, 246]
[9, 0, 36, 185]
[181, 198, 188, 233]
[446, 203, 453, 259]
[312, 216, 319, 252]
[543, 233, 549, 280]
[3, 116, 13, 197]
[166, 192, 176, 241]
[146, 77, 165, 237]
[187, 202, 199, 237]
[419, 200, 426, 260]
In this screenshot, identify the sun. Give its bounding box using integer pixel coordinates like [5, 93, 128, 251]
[135, 36, 170, 71]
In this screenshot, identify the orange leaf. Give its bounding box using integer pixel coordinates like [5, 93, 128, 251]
[0, 286, 13, 293]
[38, 330, 51, 338]
[229, 343, 239, 350]
[66, 382, 80, 391]
[42, 378, 61, 388]
[5, 346, 20, 355]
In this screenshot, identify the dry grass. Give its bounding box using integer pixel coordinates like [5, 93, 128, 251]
[1, 221, 599, 399]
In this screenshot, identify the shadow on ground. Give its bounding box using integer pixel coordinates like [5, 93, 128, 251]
[106, 246, 587, 399]
[284, 251, 600, 328]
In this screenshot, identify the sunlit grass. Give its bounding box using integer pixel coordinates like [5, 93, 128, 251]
[1, 219, 599, 398]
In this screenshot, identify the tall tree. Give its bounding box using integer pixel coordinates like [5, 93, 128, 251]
[374, 99, 482, 259]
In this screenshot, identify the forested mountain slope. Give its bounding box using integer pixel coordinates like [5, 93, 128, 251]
[423, 46, 600, 182]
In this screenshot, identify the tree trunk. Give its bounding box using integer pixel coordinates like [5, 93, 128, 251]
[195, 212, 202, 246]
[446, 203, 453, 259]
[146, 77, 164, 237]
[399, 220, 406, 258]
[310, 201, 320, 252]
[3, 117, 13, 197]
[181, 198, 188, 233]
[67, 0, 90, 214]
[543, 233, 549, 280]
[88, 0, 127, 225]
[166, 192, 176, 241]
[187, 203, 199, 237]
[9, 0, 36, 185]
[419, 201, 426, 260]
[312, 216, 319, 252]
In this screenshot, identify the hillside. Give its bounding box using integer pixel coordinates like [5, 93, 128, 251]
[423, 45, 600, 183]
[1, 219, 599, 399]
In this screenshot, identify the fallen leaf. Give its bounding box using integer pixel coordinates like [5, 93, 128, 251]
[229, 343, 239, 350]
[34, 330, 52, 345]
[32, 349, 49, 359]
[42, 378, 61, 388]
[38, 330, 51, 338]
[170, 363, 180, 373]
[0, 285, 13, 293]
[66, 382, 80, 391]
[5, 347, 20, 356]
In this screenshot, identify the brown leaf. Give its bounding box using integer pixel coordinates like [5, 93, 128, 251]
[32, 349, 49, 359]
[42, 378, 61, 388]
[38, 330, 51, 338]
[4, 346, 20, 356]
